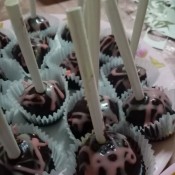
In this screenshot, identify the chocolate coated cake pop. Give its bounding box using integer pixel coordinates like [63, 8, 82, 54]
[107, 64, 147, 96]
[77, 131, 145, 175]
[60, 52, 80, 77]
[61, 26, 72, 42]
[19, 80, 65, 117]
[12, 37, 50, 73]
[68, 95, 120, 139]
[123, 87, 175, 127]
[0, 133, 55, 175]
[60, 52, 81, 90]
[25, 15, 50, 32]
[100, 35, 120, 57]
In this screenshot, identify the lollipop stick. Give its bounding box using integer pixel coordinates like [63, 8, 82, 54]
[78, 0, 85, 8]
[5, 0, 45, 93]
[104, 0, 144, 101]
[29, 0, 37, 18]
[67, 7, 106, 144]
[0, 108, 20, 159]
[131, 0, 149, 56]
[84, 0, 101, 86]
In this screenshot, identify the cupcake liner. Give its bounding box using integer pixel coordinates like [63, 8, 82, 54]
[2, 39, 15, 59]
[30, 25, 59, 40]
[135, 58, 159, 86]
[100, 52, 119, 65]
[65, 74, 82, 92]
[0, 92, 15, 112]
[3, 107, 19, 125]
[0, 28, 15, 50]
[7, 67, 69, 126]
[7, 123, 77, 175]
[58, 22, 74, 45]
[44, 41, 73, 69]
[121, 86, 175, 141]
[0, 79, 12, 95]
[79, 121, 155, 175]
[0, 66, 24, 96]
[63, 85, 125, 144]
[0, 58, 25, 81]
[0, 28, 15, 41]
[0, 49, 3, 58]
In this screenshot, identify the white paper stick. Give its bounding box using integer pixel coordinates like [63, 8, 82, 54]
[104, 0, 144, 101]
[5, 0, 45, 93]
[84, 0, 101, 86]
[29, 0, 37, 18]
[0, 108, 20, 159]
[131, 0, 149, 56]
[66, 7, 106, 144]
[78, 0, 85, 8]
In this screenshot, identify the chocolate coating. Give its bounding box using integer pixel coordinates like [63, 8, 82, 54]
[61, 26, 72, 42]
[60, 52, 80, 77]
[100, 35, 120, 57]
[60, 52, 81, 90]
[68, 95, 120, 139]
[123, 88, 174, 127]
[107, 64, 147, 96]
[19, 80, 65, 117]
[0, 32, 11, 49]
[0, 133, 54, 175]
[77, 132, 145, 175]
[25, 16, 50, 32]
[12, 37, 50, 73]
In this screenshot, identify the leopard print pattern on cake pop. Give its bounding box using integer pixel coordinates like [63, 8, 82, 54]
[77, 132, 144, 175]
[123, 87, 175, 127]
[107, 64, 146, 96]
[68, 96, 120, 139]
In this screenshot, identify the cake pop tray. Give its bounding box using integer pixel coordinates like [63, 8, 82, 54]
[1, 14, 175, 175]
